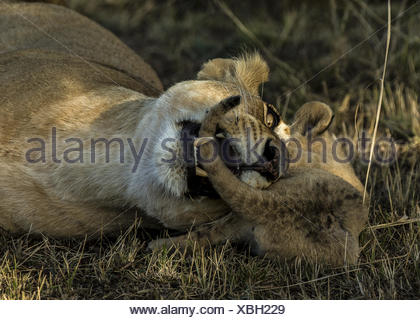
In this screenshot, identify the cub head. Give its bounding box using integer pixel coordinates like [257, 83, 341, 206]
[134, 53, 290, 200]
[289, 101, 364, 193]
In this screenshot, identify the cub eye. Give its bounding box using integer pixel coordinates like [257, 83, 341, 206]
[263, 103, 280, 129]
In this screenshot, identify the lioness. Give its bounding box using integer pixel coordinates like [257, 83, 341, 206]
[0, 3, 288, 236]
[149, 97, 368, 266]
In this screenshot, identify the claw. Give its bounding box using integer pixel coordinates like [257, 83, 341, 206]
[195, 167, 208, 177]
[193, 137, 215, 148]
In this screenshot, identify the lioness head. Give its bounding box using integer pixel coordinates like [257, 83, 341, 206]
[131, 53, 289, 200]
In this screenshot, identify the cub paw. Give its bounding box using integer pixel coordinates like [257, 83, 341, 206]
[147, 238, 173, 251]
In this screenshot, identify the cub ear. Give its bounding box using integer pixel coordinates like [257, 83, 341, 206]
[291, 101, 334, 137]
[197, 53, 269, 95]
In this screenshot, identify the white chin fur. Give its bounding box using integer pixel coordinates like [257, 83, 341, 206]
[152, 121, 188, 197]
[239, 171, 271, 189]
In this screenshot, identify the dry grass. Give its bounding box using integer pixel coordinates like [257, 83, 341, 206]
[0, 0, 419, 299]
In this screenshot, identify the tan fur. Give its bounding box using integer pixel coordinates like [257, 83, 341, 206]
[0, 3, 284, 236]
[197, 54, 269, 95]
[149, 99, 368, 266]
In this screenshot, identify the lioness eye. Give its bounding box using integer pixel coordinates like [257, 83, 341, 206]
[264, 103, 280, 129]
[266, 113, 274, 127]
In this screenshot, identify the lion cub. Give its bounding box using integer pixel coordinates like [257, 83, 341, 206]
[149, 96, 368, 266]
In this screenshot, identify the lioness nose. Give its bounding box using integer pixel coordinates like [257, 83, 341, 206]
[262, 138, 289, 181]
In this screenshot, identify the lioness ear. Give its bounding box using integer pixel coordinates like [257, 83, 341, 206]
[197, 58, 235, 82]
[197, 53, 269, 95]
[292, 101, 334, 136]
